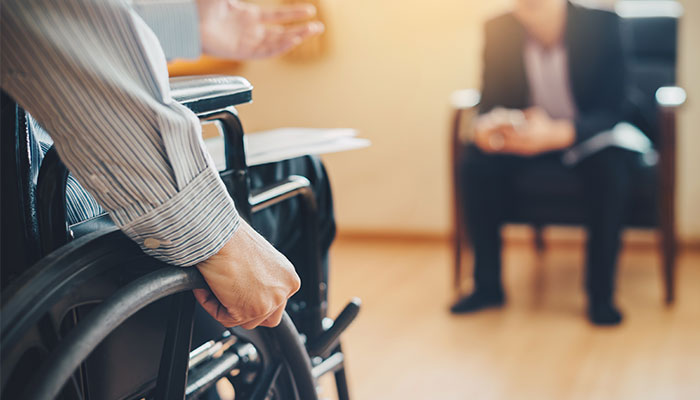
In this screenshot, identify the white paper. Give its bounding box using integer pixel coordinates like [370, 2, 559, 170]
[562, 122, 655, 166]
[204, 127, 370, 169]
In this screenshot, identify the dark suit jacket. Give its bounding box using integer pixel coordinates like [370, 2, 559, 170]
[479, 2, 626, 144]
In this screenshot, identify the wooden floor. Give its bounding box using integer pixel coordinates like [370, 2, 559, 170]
[318, 236, 700, 400]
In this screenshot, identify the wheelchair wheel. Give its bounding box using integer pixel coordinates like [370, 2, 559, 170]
[1, 228, 318, 400]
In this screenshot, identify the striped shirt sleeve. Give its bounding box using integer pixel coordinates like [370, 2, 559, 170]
[1, 0, 240, 266]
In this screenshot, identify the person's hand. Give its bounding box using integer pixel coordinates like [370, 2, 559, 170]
[197, 0, 325, 60]
[194, 220, 301, 329]
[473, 108, 526, 153]
[499, 107, 575, 156]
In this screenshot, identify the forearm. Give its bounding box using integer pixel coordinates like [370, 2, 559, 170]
[1, 0, 240, 266]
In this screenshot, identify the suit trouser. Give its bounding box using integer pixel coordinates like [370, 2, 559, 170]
[460, 145, 636, 302]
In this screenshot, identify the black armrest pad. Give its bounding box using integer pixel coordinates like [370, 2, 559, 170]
[170, 75, 253, 114]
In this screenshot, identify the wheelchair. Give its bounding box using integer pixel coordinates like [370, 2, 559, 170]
[1, 76, 360, 400]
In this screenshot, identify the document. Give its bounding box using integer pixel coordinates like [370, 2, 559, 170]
[562, 122, 656, 166]
[204, 127, 370, 169]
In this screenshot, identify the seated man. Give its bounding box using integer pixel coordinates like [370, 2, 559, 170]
[451, 0, 646, 325]
[2, 0, 330, 331]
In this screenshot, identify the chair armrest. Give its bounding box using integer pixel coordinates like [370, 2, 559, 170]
[654, 86, 685, 257]
[170, 75, 253, 115]
[451, 89, 481, 110]
[656, 86, 687, 109]
[450, 89, 481, 149]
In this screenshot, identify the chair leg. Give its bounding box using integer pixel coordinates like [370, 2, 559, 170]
[453, 230, 462, 295]
[657, 106, 678, 305]
[533, 225, 545, 254]
[661, 229, 677, 305]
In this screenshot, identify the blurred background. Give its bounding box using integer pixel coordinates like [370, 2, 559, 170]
[234, 0, 699, 244]
[171, 0, 699, 398]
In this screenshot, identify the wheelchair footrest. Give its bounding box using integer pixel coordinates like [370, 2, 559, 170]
[307, 298, 361, 358]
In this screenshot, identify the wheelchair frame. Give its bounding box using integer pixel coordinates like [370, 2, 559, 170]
[1, 76, 359, 400]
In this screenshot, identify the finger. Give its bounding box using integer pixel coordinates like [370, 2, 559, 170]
[261, 22, 323, 56]
[274, 21, 324, 43]
[260, 304, 286, 328]
[284, 21, 325, 36]
[259, 4, 317, 24]
[239, 304, 282, 330]
[240, 316, 267, 330]
[193, 289, 240, 327]
[499, 125, 519, 138]
[247, 31, 299, 58]
[193, 288, 216, 307]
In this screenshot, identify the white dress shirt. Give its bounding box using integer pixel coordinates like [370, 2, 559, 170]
[523, 37, 577, 121]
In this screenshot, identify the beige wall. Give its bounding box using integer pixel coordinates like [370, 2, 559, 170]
[677, 0, 700, 242]
[237, 0, 700, 241]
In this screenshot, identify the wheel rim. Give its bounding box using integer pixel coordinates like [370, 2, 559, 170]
[1, 230, 317, 400]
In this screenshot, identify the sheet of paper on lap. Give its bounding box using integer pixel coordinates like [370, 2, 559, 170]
[204, 127, 370, 169]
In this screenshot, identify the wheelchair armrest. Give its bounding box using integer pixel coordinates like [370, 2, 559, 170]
[250, 176, 329, 340]
[37, 77, 255, 252]
[249, 176, 315, 214]
[170, 75, 253, 115]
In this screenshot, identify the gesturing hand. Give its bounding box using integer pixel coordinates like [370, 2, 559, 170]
[195, 220, 300, 329]
[197, 0, 325, 60]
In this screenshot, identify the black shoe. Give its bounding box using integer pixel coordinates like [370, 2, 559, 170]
[450, 290, 504, 314]
[588, 301, 623, 326]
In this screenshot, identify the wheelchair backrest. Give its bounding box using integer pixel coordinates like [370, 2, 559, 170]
[1, 91, 43, 285]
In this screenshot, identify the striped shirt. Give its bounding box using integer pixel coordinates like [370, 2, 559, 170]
[1, 0, 240, 266]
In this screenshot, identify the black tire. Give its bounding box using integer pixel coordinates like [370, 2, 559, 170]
[1, 228, 317, 400]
